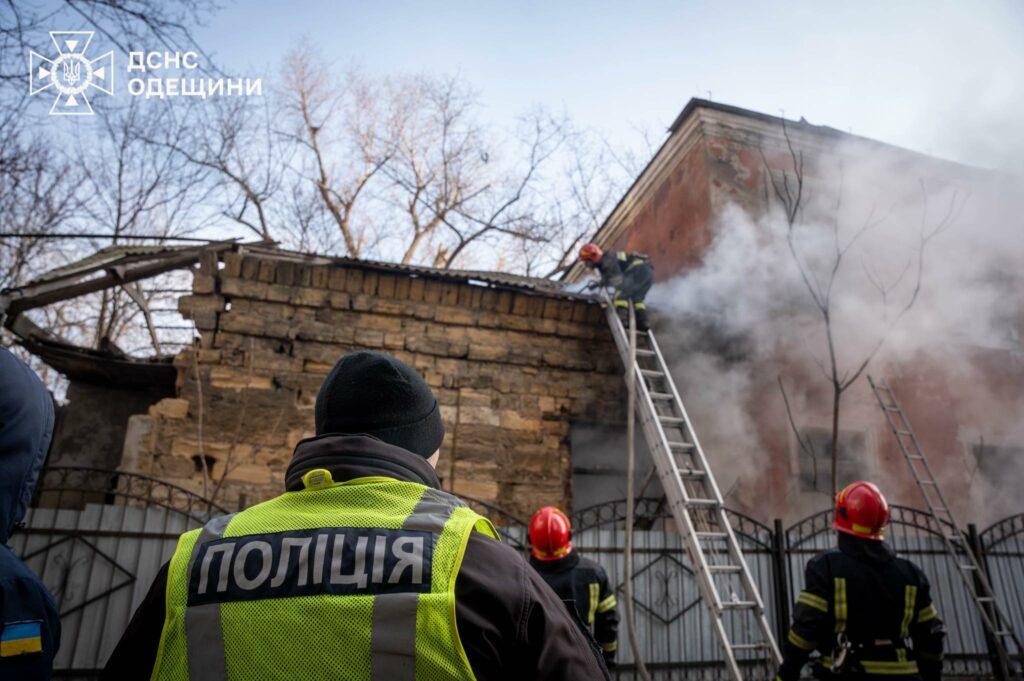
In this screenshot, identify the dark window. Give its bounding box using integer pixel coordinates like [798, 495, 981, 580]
[797, 428, 868, 493]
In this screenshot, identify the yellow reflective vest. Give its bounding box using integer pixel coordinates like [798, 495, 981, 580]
[150, 471, 497, 681]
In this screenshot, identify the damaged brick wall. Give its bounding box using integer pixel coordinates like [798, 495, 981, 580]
[119, 248, 623, 518]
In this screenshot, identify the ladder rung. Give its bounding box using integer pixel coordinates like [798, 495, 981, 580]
[696, 531, 727, 540]
[959, 564, 979, 571]
[659, 416, 685, 425]
[884, 405, 900, 411]
[920, 480, 937, 485]
[709, 565, 742, 573]
[907, 454, 925, 460]
[668, 441, 694, 450]
[640, 369, 662, 378]
[687, 498, 719, 507]
[721, 601, 757, 610]
[977, 597, 994, 602]
[635, 349, 655, 357]
[678, 469, 706, 480]
[649, 392, 673, 400]
[896, 430, 914, 436]
[730, 643, 767, 652]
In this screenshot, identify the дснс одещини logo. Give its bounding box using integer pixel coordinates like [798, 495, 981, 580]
[29, 31, 114, 115]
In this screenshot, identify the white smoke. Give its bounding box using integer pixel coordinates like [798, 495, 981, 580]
[647, 143, 1023, 522]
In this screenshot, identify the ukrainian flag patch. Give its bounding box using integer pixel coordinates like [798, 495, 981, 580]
[1, 621, 43, 657]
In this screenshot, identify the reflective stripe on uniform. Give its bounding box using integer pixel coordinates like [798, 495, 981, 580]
[601, 640, 617, 653]
[596, 594, 617, 614]
[821, 657, 920, 675]
[900, 585, 917, 638]
[917, 603, 938, 623]
[787, 629, 815, 650]
[370, 592, 418, 681]
[833, 578, 847, 633]
[797, 591, 828, 612]
[185, 513, 237, 681]
[587, 583, 600, 625]
[366, 489, 464, 681]
[860, 659, 920, 675]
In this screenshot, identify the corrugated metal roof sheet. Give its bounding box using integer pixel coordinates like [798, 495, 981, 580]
[35, 244, 198, 283]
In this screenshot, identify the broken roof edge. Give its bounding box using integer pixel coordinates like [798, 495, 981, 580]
[234, 243, 592, 302]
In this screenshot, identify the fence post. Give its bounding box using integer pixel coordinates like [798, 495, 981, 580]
[967, 523, 1003, 680]
[772, 518, 791, 645]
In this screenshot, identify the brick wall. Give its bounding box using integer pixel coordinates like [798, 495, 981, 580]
[119, 248, 623, 519]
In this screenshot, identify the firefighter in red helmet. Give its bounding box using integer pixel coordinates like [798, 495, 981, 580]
[528, 507, 620, 667]
[578, 243, 654, 331]
[776, 482, 946, 680]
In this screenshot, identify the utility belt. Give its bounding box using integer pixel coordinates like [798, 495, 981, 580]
[820, 634, 920, 676]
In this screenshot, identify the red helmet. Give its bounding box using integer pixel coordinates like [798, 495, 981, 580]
[579, 243, 603, 263]
[834, 481, 889, 541]
[529, 506, 572, 561]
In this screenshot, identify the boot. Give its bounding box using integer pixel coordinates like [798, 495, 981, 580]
[616, 306, 630, 327]
[635, 307, 650, 332]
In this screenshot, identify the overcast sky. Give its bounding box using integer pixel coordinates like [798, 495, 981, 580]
[195, 0, 1024, 173]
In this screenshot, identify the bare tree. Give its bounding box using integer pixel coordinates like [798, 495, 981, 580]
[281, 47, 392, 257]
[764, 120, 961, 497]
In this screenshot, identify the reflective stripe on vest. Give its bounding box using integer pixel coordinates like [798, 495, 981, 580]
[151, 480, 496, 681]
[834, 578, 847, 633]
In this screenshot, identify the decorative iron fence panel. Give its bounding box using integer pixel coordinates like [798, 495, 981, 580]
[979, 514, 1024, 669]
[13, 474, 1023, 680]
[12, 467, 227, 679]
[568, 499, 779, 680]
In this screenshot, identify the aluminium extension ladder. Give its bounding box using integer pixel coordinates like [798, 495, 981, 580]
[868, 375, 1022, 679]
[602, 294, 782, 680]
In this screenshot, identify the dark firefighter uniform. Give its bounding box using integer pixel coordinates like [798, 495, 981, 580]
[529, 551, 620, 666]
[597, 251, 654, 321]
[778, 533, 946, 680]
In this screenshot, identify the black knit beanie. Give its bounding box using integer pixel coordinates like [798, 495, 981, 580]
[314, 351, 444, 458]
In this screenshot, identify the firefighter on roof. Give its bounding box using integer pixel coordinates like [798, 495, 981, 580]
[528, 506, 620, 668]
[579, 243, 654, 331]
[777, 481, 946, 680]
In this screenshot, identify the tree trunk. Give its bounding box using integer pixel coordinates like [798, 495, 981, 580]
[831, 383, 842, 498]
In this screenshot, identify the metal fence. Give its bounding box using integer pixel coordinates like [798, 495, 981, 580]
[12, 466, 226, 679]
[13, 472, 1024, 680]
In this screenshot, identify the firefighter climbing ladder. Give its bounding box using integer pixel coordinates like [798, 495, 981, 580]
[601, 294, 782, 680]
[868, 375, 1023, 679]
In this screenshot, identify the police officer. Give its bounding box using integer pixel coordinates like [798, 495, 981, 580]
[777, 481, 945, 680]
[578, 243, 654, 330]
[0, 348, 61, 680]
[528, 506, 619, 668]
[103, 351, 609, 681]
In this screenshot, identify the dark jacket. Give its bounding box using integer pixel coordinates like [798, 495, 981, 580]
[102, 434, 609, 681]
[596, 251, 653, 302]
[529, 551, 619, 664]
[0, 348, 60, 679]
[778, 533, 945, 681]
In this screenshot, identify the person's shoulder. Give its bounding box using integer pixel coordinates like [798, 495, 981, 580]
[892, 554, 928, 582]
[462, 532, 527, 577]
[807, 547, 841, 570]
[0, 546, 58, 617]
[574, 555, 607, 577]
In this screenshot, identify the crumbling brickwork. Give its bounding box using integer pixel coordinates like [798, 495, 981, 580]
[119, 248, 622, 519]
